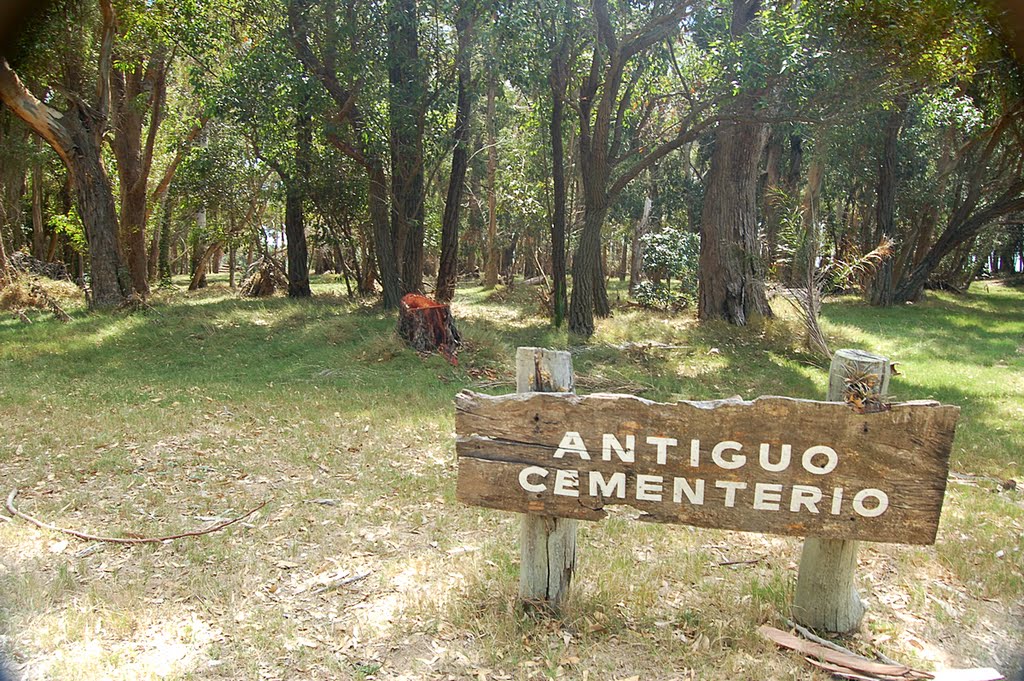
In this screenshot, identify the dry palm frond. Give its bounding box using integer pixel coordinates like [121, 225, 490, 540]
[825, 236, 895, 292]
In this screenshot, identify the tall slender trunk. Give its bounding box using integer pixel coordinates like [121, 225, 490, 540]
[111, 57, 167, 297]
[436, 12, 473, 303]
[158, 195, 173, 285]
[284, 106, 312, 298]
[0, 208, 9, 284]
[484, 71, 499, 289]
[389, 0, 426, 293]
[71, 126, 130, 306]
[284, 187, 311, 297]
[548, 8, 570, 325]
[629, 196, 653, 291]
[869, 97, 908, 307]
[31, 138, 45, 258]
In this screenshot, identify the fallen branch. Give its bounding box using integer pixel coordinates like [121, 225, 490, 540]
[5, 489, 267, 544]
[759, 625, 932, 680]
[717, 557, 763, 567]
[312, 570, 371, 595]
[781, 617, 898, 665]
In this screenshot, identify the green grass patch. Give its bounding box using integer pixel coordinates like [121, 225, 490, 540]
[0, 276, 1021, 679]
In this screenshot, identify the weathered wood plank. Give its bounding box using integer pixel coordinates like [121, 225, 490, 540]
[793, 348, 892, 632]
[514, 347, 576, 614]
[455, 391, 959, 545]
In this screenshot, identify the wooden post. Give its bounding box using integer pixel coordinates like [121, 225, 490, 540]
[516, 347, 577, 613]
[792, 349, 892, 633]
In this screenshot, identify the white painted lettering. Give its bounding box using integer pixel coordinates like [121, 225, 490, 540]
[553, 469, 579, 497]
[753, 483, 783, 511]
[712, 441, 746, 469]
[602, 433, 635, 463]
[647, 436, 678, 465]
[689, 439, 701, 467]
[830, 487, 844, 515]
[635, 474, 664, 502]
[715, 480, 747, 507]
[852, 488, 889, 517]
[801, 445, 838, 475]
[790, 485, 822, 513]
[554, 431, 590, 460]
[758, 443, 792, 472]
[589, 471, 627, 499]
[673, 477, 705, 505]
[519, 466, 548, 493]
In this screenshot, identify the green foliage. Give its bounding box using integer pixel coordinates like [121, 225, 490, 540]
[631, 281, 688, 310]
[48, 208, 87, 255]
[641, 228, 700, 295]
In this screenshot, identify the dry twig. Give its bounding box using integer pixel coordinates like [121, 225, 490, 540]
[781, 617, 899, 665]
[5, 488, 267, 544]
[311, 570, 371, 595]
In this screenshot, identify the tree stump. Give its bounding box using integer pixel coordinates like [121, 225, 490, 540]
[397, 293, 461, 365]
[792, 349, 892, 633]
[516, 347, 577, 614]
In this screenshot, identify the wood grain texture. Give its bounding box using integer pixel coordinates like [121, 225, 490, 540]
[456, 391, 959, 545]
[793, 348, 891, 632]
[515, 347, 577, 613]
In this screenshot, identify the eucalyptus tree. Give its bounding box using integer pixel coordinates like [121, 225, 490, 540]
[287, 0, 401, 308]
[0, 0, 131, 306]
[173, 120, 271, 289]
[435, 1, 476, 303]
[568, 0, 716, 338]
[388, 0, 429, 293]
[108, 0, 175, 297]
[218, 9, 322, 298]
[811, 0, 1024, 303]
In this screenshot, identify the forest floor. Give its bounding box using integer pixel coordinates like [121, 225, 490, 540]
[0, 275, 1022, 680]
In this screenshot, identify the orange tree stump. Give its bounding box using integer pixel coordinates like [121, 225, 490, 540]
[397, 293, 461, 365]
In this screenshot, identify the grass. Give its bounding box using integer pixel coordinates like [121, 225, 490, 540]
[0, 274, 1022, 679]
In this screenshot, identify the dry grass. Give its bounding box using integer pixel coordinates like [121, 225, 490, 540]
[0, 277, 1021, 680]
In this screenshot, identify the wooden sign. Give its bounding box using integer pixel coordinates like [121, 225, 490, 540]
[456, 391, 960, 545]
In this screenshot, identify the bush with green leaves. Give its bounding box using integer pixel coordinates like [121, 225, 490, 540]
[632, 281, 690, 310]
[637, 228, 700, 305]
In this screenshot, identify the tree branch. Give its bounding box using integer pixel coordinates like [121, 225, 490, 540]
[0, 58, 74, 166]
[96, 0, 117, 128]
[6, 488, 267, 545]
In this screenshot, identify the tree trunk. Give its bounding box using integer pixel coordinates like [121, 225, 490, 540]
[548, 7, 570, 326]
[568, 205, 607, 338]
[31, 138, 44, 258]
[697, 0, 771, 325]
[70, 121, 130, 306]
[110, 56, 168, 298]
[283, 106, 312, 298]
[189, 242, 221, 291]
[284, 188, 311, 297]
[158, 196, 173, 285]
[629, 196, 653, 292]
[869, 97, 908, 306]
[436, 12, 473, 303]
[484, 70, 499, 289]
[697, 118, 771, 324]
[0, 207, 9, 284]
[389, 0, 426, 293]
